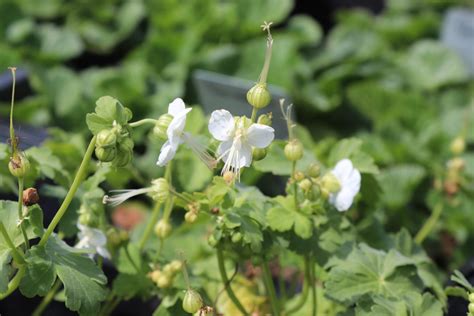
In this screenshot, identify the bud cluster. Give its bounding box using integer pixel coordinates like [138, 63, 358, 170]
[148, 260, 183, 289]
[95, 124, 134, 167]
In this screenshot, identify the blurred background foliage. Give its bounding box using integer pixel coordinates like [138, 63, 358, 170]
[0, 0, 473, 274]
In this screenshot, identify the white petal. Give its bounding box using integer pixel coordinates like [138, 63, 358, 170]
[332, 159, 354, 182]
[344, 168, 361, 196]
[157, 140, 178, 166]
[167, 108, 191, 141]
[168, 98, 186, 117]
[246, 124, 275, 148]
[239, 143, 253, 167]
[217, 140, 233, 162]
[208, 110, 235, 141]
[97, 246, 111, 259]
[330, 188, 356, 212]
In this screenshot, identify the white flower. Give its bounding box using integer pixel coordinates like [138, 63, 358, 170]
[157, 98, 215, 168]
[329, 159, 361, 212]
[208, 109, 274, 179]
[75, 224, 111, 259]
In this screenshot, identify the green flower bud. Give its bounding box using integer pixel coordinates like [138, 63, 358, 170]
[113, 148, 132, 167]
[96, 129, 117, 148]
[252, 148, 267, 161]
[450, 136, 465, 155]
[469, 303, 474, 314]
[119, 229, 129, 242]
[9, 153, 30, 178]
[106, 228, 122, 247]
[321, 173, 341, 194]
[308, 163, 321, 178]
[294, 171, 305, 182]
[469, 293, 474, 303]
[231, 232, 242, 243]
[299, 178, 312, 192]
[284, 139, 303, 161]
[257, 113, 272, 126]
[150, 178, 170, 203]
[182, 289, 203, 314]
[169, 260, 183, 273]
[149, 270, 162, 283]
[157, 274, 172, 288]
[153, 114, 173, 140]
[78, 213, 95, 227]
[163, 263, 175, 276]
[208, 234, 217, 247]
[184, 211, 198, 223]
[154, 219, 172, 239]
[247, 83, 271, 109]
[95, 146, 116, 162]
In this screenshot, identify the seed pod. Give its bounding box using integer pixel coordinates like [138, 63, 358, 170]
[284, 139, 303, 161]
[22, 188, 39, 206]
[9, 154, 30, 178]
[247, 83, 271, 109]
[182, 289, 203, 314]
[153, 114, 173, 140]
[154, 219, 172, 239]
[252, 148, 267, 161]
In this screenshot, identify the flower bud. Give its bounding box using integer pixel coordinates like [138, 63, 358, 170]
[469, 292, 474, 303]
[148, 270, 162, 283]
[257, 113, 272, 126]
[252, 148, 267, 161]
[321, 173, 341, 194]
[299, 178, 312, 192]
[150, 178, 170, 203]
[450, 136, 465, 155]
[182, 289, 203, 314]
[308, 163, 320, 178]
[96, 129, 117, 148]
[169, 260, 183, 273]
[223, 171, 234, 184]
[247, 83, 271, 109]
[119, 230, 129, 242]
[95, 146, 116, 162]
[9, 154, 30, 178]
[153, 114, 173, 140]
[154, 219, 172, 239]
[184, 211, 197, 223]
[78, 212, 95, 227]
[208, 234, 217, 247]
[284, 139, 303, 161]
[106, 228, 122, 247]
[156, 274, 171, 288]
[469, 303, 474, 314]
[294, 171, 305, 182]
[231, 232, 242, 243]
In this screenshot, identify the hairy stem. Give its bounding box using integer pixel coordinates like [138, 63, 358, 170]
[415, 202, 443, 245]
[216, 247, 248, 315]
[138, 202, 162, 251]
[261, 259, 280, 316]
[0, 265, 25, 300]
[0, 222, 24, 264]
[40, 136, 97, 246]
[251, 107, 258, 123]
[17, 178, 29, 249]
[129, 118, 158, 128]
[32, 279, 61, 316]
[9, 67, 16, 147]
[292, 161, 298, 211]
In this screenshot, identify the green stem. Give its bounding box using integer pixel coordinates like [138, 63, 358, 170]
[17, 177, 29, 249]
[9, 67, 16, 146]
[258, 30, 273, 85]
[287, 257, 310, 315]
[138, 202, 162, 251]
[39, 136, 97, 246]
[261, 259, 280, 316]
[129, 118, 157, 128]
[0, 222, 24, 264]
[0, 265, 25, 300]
[251, 107, 258, 123]
[32, 279, 61, 316]
[292, 161, 298, 211]
[216, 247, 248, 315]
[415, 203, 443, 245]
[310, 257, 317, 316]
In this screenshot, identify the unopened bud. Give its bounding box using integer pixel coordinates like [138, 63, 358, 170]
[156, 274, 171, 288]
[252, 148, 267, 161]
[294, 171, 305, 182]
[321, 173, 341, 194]
[9, 154, 30, 178]
[308, 163, 320, 178]
[150, 178, 170, 203]
[298, 178, 312, 191]
[450, 136, 465, 155]
[184, 211, 198, 223]
[149, 270, 162, 283]
[469, 303, 474, 314]
[96, 129, 117, 148]
[447, 157, 465, 171]
[469, 293, 474, 303]
[22, 188, 39, 206]
[208, 234, 217, 247]
[284, 139, 303, 161]
[182, 289, 203, 314]
[153, 114, 173, 140]
[257, 113, 272, 126]
[231, 232, 242, 243]
[106, 228, 122, 246]
[169, 260, 183, 273]
[95, 146, 116, 162]
[247, 83, 271, 109]
[223, 171, 234, 184]
[154, 219, 172, 238]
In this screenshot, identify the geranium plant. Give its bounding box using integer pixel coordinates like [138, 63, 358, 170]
[0, 22, 470, 316]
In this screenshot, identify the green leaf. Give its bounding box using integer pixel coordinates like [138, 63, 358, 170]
[27, 204, 45, 237]
[327, 138, 378, 174]
[37, 24, 84, 60]
[356, 293, 442, 316]
[176, 148, 213, 192]
[399, 40, 469, 91]
[86, 96, 133, 135]
[267, 196, 313, 239]
[20, 236, 107, 314]
[325, 243, 420, 303]
[0, 251, 12, 293]
[287, 15, 323, 46]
